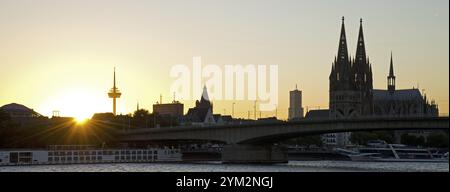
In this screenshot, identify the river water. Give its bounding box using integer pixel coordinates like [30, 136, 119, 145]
[0, 161, 448, 172]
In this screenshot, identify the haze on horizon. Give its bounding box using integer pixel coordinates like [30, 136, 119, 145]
[0, 0, 448, 119]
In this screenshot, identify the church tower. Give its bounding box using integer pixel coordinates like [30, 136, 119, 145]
[330, 17, 352, 91]
[352, 18, 373, 115]
[388, 52, 396, 93]
[329, 17, 363, 118]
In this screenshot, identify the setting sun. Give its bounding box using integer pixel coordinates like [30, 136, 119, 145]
[39, 88, 111, 119]
[74, 117, 89, 125]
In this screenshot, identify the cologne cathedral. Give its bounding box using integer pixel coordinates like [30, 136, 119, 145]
[329, 17, 439, 119]
[320, 17, 439, 146]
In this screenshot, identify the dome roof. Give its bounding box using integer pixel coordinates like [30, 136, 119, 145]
[0, 103, 43, 118]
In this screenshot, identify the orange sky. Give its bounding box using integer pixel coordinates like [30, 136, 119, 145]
[0, 0, 448, 119]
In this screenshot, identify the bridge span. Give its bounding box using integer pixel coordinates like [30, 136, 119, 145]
[118, 117, 449, 163]
[119, 117, 448, 144]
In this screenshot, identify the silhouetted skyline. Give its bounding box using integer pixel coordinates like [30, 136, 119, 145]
[0, 0, 448, 119]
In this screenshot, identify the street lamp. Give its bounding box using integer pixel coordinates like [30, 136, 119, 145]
[232, 102, 235, 117]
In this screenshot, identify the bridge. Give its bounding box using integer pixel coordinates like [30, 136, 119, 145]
[119, 117, 449, 163]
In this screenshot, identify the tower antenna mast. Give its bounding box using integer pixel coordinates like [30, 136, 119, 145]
[108, 67, 121, 115]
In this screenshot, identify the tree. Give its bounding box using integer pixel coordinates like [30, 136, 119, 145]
[133, 109, 150, 118]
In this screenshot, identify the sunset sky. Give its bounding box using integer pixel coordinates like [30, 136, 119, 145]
[0, 0, 448, 119]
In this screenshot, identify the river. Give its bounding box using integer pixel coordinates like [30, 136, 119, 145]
[0, 161, 448, 172]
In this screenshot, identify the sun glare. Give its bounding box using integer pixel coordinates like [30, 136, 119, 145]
[75, 117, 88, 124]
[40, 88, 110, 120]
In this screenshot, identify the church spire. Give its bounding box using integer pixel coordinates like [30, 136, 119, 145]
[389, 52, 395, 76]
[388, 52, 396, 93]
[201, 85, 210, 101]
[355, 18, 367, 64]
[337, 16, 349, 64]
[330, 17, 353, 91]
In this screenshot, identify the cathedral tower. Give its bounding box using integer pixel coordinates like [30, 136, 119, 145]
[352, 18, 373, 115]
[329, 17, 363, 118]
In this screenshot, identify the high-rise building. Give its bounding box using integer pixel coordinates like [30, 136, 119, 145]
[288, 85, 304, 120]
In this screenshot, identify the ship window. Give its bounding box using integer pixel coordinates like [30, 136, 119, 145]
[115, 156, 119, 160]
[143, 151, 147, 154]
[49, 152, 53, 156]
[137, 151, 142, 154]
[74, 157, 78, 161]
[98, 156, 102, 161]
[67, 157, 72, 161]
[48, 157, 53, 162]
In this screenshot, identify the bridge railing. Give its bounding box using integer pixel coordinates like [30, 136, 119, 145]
[119, 115, 449, 135]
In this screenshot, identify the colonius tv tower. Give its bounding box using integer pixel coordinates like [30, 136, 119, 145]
[108, 68, 121, 115]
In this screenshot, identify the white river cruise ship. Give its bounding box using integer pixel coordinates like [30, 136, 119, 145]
[0, 145, 182, 166]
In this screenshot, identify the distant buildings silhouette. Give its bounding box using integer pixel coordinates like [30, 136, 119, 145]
[304, 17, 439, 146]
[288, 85, 304, 120]
[0, 103, 42, 118]
[153, 101, 184, 119]
[182, 86, 216, 126]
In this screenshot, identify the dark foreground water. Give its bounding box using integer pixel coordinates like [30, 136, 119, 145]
[0, 161, 448, 172]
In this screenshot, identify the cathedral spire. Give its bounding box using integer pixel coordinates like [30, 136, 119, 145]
[337, 16, 349, 64]
[388, 52, 396, 93]
[355, 18, 367, 64]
